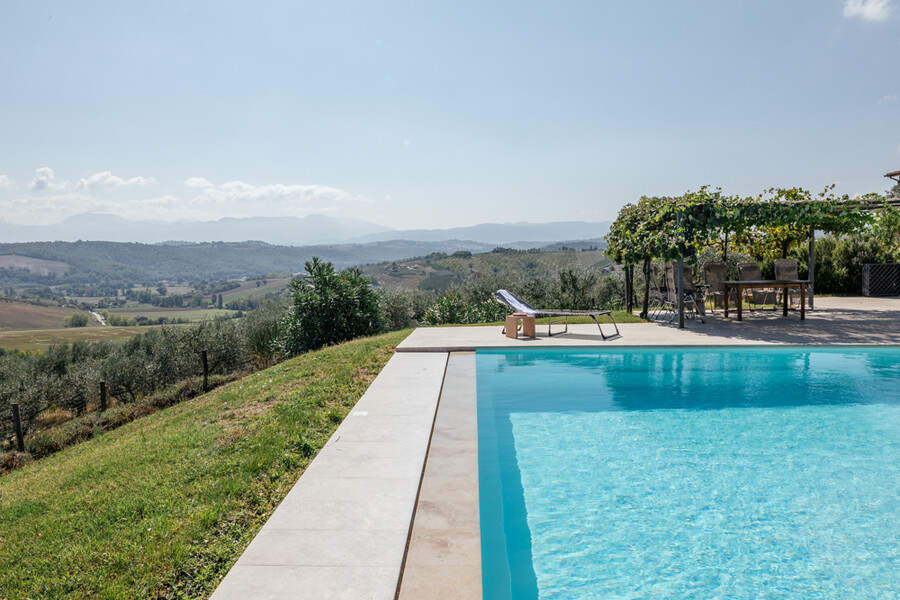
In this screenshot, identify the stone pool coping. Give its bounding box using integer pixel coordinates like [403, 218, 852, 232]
[211, 296, 900, 599]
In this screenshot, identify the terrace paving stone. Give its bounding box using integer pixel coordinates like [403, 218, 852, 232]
[236, 529, 409, 567]
[398, 566, 483, 600]
[405, 528, 482, 567]
[211, 565, 398, 600]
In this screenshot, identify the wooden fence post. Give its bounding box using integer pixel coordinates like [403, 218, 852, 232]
[201, 350, 209, 391]
[11, 402, 25, 452]
[100, 381, 107, 412]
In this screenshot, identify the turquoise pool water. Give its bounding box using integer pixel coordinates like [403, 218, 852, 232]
[477, 347, 900, 599]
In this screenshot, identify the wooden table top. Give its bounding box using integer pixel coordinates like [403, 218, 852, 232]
[723, 279, 809, 285]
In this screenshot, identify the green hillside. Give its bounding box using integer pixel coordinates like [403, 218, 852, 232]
[364, 247, 614, 291]
[0, 240, 501, 290]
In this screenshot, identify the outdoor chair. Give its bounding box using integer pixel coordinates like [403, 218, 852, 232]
[493, 289, 620, 339]
[702, 261, 728, 312]
[685, 268, 708, 318]
[737, 262, 775, 309]
[664, 263, 705, 323]
[774, 258, 802, 308]
[648, 264, 674, 321]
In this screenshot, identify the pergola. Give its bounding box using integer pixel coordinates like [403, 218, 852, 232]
[608, 187, 900, 329]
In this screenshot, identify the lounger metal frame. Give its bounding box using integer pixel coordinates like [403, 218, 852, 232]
[493, 290, 620, 340]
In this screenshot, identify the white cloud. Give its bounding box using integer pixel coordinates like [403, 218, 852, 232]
[843, 0, 892, 22]
[75, 171, 155, 190]
[185, 179, 372, 218]
[880, 94, 899, 104]
[2, 169, 371, 225]
[184, 177, 214, 188]
[29, 167, 65, 192]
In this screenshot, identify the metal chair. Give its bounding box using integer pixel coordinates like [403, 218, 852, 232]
[737, 262, 775, 310]
[648, 264, 674, 321]
[774, 258, 801, 308]
[702, 261, 727, 312]
[664, 263, 705, 323]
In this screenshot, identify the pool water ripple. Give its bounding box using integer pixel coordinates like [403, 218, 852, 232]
[478, 347, 900, 600]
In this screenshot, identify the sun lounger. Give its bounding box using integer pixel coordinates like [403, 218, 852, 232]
[493, 289, 620, 339]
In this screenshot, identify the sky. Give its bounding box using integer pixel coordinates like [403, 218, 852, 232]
[0, 0, 898, 230]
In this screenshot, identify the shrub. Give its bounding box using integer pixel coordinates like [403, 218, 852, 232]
[422, 291, 508, 325]
[280, 257, 382, 356]
[242, 299, 286, 367]
[106, 314, 136, 326]
[379, 287, 415, 331]
[379, 288, 444, 330]
[423, 292, 467, 325]
[24, 430, 61, 458]
[555, 267, 600, 309]
[63, 312, 89, 327]
[0, 451, 28, 475]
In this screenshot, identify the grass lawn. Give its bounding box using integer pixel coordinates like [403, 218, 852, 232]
[0, 329, 410, 599]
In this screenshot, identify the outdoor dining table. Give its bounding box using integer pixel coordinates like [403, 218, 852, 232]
[723, 279, 809, 321]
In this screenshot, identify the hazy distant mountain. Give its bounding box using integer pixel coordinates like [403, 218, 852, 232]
[0, 213, 611, 246]
[0, 213, 394, 245]
[351, 221, 611, 245]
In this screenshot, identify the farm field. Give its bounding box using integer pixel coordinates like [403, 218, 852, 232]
[108, 306, 240, 320]
[0, 301, 89, 330]
[0, 254, 69, 275]
[221, 278, 289, 301]
[0, 326, 155, 352]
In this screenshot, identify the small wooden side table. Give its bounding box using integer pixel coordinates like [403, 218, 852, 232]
[506, 313, 536, 339]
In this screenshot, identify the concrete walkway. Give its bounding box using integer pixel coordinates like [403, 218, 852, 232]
[211, 296, 900, 599]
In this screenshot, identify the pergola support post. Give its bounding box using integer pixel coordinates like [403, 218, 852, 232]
[677, 257, 685, 329]
[808, 227, 815, 309]
[677, 210, 685, 329]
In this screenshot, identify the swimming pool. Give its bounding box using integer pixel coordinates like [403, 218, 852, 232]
[477, 347, 900, 599]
